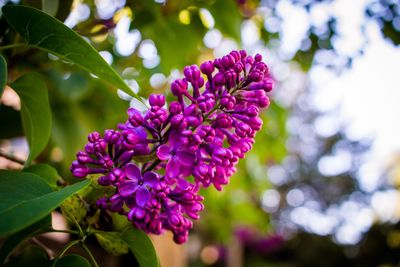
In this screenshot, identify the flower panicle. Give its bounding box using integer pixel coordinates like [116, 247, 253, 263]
[70, 50, 273, 243]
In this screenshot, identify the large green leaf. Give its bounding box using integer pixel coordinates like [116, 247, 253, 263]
[95, 231, 129, 256]
[11, 73, 51, 166]
[2, 5, 136, 98]
[0, 215, 51, 265]
[0, 170, 90, 237]
[23, 163, 59, 189]
[4, 245, 50, 267]
[121, 228, 159, 267]
[54, 255, 90, 267]
[0, 55, 6, 99]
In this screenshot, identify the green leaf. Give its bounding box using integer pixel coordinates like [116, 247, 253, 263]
[0, 170, 90, 237]
[0, 215, 51, 265]
[4, 245, 51, 267]
[11, 73, 51, 166]
[61, 195, 87, 223]
[111, 213, 131, 232]
[121, 228, 159, 267]
[54, 255, 90, 267]
[95, 231, 129, 256]
[23, 164, 59, 189]
[2, 5, 137, 98]
[0, 55, 6, 99]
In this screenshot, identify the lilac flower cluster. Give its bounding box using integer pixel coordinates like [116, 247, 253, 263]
[71, 50, 273, 243]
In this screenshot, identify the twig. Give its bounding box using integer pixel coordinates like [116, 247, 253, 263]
[143, 159, 161, 173]
[0, 43, 26, 51]
[0, 149, 25, 165]
[52, 239, 81, 266]
[61, 207, 84, 238]
[31, 237, 54, 258]
[81, 243, 100, 267]
[48, 228, 80, 235]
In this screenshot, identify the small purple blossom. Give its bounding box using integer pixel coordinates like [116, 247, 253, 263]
[71, 50, 273, 244]
[118, 164, 159, 207]
[156, 132, 195, 182]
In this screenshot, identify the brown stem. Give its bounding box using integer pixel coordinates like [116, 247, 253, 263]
[143, 159, 161, 173]
[0, 149, 25, 165]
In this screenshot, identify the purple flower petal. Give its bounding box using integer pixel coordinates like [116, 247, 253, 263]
[134, 126, 148, 139]
[169, 131, 182, 147]
[157, 145, 171, 161]
[166, 157, 181, 179]
[178, 164, 194, 177]
[177, 178, 191, 190]
[176, 150, 195, 166]
[125, 163, 141, 182]
[143, 172, 159, 187]
[119, 181, 138, 196]
[136, 186, 150, 207]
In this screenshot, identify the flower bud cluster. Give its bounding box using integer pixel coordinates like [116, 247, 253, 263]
[71, 50, 273, 243]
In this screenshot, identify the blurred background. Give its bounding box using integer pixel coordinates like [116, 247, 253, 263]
[1, 0, 400, 266]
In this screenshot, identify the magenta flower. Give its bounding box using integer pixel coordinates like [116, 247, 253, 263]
[71, 50, 274, 243]
[118, 163, 159, 207]
[156, 132, 195, 181]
